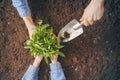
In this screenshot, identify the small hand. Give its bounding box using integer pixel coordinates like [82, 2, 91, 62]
[33, 56, 43, 68]
[80, 0, 104, 26]
[23, 16, 36, 39]
[51, 54, 58, 63]
[28, 27, 35, 39]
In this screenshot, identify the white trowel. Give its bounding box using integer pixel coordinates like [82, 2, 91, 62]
[58, 19, 84, 42]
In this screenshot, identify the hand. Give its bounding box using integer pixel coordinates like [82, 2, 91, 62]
[51, 54, 58, 63]
[33, 56, 43, 68]
[23, 16, 36, 39]
[80, 0, 104, 26]
[28, 27, 35, 39]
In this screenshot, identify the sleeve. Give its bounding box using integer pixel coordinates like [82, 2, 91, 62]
[22, 65, 39, 80]
[50, 62, 66, 80]
[11, 0, 31, 18]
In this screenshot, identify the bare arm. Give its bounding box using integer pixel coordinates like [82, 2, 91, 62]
[23, 16, 35, 39]
[12, 0, 35, 39]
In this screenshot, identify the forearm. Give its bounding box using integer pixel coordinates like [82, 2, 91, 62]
[99, 0, 104, 3]
[12, 0, 34, 29]
[33, 56, 43, 68]
[91, 0, 104, 4]
[23, 16, 35, 31]
[22, 56, 42, 80]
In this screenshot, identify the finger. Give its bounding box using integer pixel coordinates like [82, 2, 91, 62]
[35, 55, 43, 62]
[80, 17, 84, 21]
[83, 20, 90, 26]
[96, 13, 102, 20]
[96, 14, 100, 20]
[88, 17, 94, 25]
[93, 15, 97, 22]
[29, 35, 32, 39]
[54, 54, 58, 57]
[96, 10, 102, 20]
[80, 13, 85, 21]
[89, 20, 94, 25]
[53, 54, 58, 61]
[34, 54, 36, 58]
[51, 54, 58, 63]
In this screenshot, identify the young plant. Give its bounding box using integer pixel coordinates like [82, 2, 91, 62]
[25, 20, 64, 63]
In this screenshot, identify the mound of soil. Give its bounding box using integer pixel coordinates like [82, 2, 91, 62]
[0, 0, 120, 80]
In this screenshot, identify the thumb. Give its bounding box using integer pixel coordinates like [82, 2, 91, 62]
[80, 15, 84, 21]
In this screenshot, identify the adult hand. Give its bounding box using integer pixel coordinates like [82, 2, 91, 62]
[80, 0, 104, 26]
[28, 27, 35, 39]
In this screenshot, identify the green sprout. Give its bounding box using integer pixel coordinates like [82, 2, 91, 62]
[25, 20, 64, 63]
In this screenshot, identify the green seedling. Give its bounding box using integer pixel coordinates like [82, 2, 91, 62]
[25, 20, 64, 63]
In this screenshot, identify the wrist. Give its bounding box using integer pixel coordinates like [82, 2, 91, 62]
[33, 58, 42, 68]
[23, 15, 35, 30]
[27, 25, 36, 31]
[33, 62, 40, 68]
[91, 0, 104, 8]
[25, 22, 35, 30]
[91, 0, 104, 4]
[33, 56, 43, 68]
[51, 60, 58, 63]
[51, 55, 58, 63]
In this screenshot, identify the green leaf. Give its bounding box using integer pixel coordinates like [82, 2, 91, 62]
[25, 19, 64, 64]
[50, 54, 54, 60]
[57, 52, 65, 57]
[24, 45, 32, 49]
[41, 24, 49, 29]
[38, 20, 43, 25]
[26, 40, 32, 45]
[44, 57, 48, 64]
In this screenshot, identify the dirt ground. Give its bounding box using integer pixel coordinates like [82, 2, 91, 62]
[0, 0, 120, 80]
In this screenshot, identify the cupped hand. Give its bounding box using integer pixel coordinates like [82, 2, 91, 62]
[28, 27, 35, 39]
[35, 56, 43, 62]
[23, 16, 36, 39]
[51, 54, 58, 63]
[80, 0, 104, 26]
[33, 55, 43, 68]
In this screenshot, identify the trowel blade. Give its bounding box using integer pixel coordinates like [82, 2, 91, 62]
[58, 19, 83, 42]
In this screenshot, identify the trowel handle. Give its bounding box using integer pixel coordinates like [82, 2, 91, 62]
[73, 21, 83, 30]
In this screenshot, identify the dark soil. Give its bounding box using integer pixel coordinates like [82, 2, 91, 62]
[59, 31, 70, 42]
[64, 31, 70, 39]
[0, 0, 120, 80]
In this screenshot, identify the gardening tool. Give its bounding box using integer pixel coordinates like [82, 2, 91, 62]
[58, 19, 83, 42]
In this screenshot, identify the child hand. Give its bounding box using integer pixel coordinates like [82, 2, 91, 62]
[33, 56, 43, 68]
